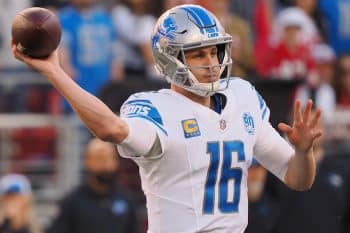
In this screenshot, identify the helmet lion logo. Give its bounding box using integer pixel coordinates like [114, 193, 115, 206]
[162, 17, 177, 37]
[152, 16, 177, 48]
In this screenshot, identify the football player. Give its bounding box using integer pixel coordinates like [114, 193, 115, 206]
[12, 4, 322, 233]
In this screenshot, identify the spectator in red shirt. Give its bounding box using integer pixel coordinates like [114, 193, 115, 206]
[258, 7, 317, 80]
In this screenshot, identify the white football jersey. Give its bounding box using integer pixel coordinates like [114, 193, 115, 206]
[117, 78, 294, 233]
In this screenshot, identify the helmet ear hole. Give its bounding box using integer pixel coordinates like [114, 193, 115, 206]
[177, 53, 184, 63]
[221, 66, 228, 78]
[217, 44, 226, 64]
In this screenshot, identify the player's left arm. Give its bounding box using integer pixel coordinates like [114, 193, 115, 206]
[278, 99, 322, 191]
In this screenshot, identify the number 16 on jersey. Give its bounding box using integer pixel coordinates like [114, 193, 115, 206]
[203, 141, 245, 214]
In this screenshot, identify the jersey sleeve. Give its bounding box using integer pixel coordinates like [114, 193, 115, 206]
[252, 88, 294, 182]
[254, 88, 270, 123]
[254, 121, 294, 181]
[116, 95, 168, 159]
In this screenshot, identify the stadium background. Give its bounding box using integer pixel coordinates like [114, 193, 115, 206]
[1, 0, 350, 232]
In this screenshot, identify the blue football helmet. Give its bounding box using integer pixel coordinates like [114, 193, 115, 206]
[151, 4, 232, 97]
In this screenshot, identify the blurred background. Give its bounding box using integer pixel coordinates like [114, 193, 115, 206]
[1, 0, 350, 233]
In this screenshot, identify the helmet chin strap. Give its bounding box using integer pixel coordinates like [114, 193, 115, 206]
[184, 84, 218, 97]
[171, 70, 221, 97]
[185, 73, 221, 97]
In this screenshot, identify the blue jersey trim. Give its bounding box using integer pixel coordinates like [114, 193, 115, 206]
[122, 99, 164, 126]
[254, 90, 269, 120]
[121, 99, 167, 136]
[262, 108, 267, 120]
[256, 92, 265, 110]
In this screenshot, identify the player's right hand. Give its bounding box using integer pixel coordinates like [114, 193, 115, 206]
[11, 40, 61, 77]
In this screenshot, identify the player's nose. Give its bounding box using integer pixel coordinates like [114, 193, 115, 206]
[203, 53, 219, 67]
[205, 57, 220, 73]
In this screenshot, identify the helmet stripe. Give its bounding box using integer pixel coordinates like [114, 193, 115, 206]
[181, 7, 205, 34]
[181, 6, 219, 36]
[188, 6, 216, 27]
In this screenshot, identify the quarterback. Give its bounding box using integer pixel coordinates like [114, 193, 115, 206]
[12, 4, 321, 233]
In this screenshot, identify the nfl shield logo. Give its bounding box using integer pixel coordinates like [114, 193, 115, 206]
[243, 112, 255, 135]
[219, 119, 226, 130]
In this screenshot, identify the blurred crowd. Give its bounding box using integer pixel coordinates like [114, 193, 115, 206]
[1, 0, 350, 233]
[1, 0, 350, 118]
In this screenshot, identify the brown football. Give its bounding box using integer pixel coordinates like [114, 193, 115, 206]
[11, 7, 61, 58]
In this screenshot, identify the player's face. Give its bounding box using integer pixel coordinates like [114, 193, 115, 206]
[184, 45, 220, 83]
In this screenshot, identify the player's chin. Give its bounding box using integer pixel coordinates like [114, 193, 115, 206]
[203, 75, 219, 83]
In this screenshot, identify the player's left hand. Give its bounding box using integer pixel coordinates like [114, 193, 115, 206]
[278, 99, 322, 154]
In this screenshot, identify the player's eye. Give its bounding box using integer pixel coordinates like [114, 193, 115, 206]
[197, 53, 206, 58]
[211, 48, 218, 56]
[191, 51, 205, 59]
